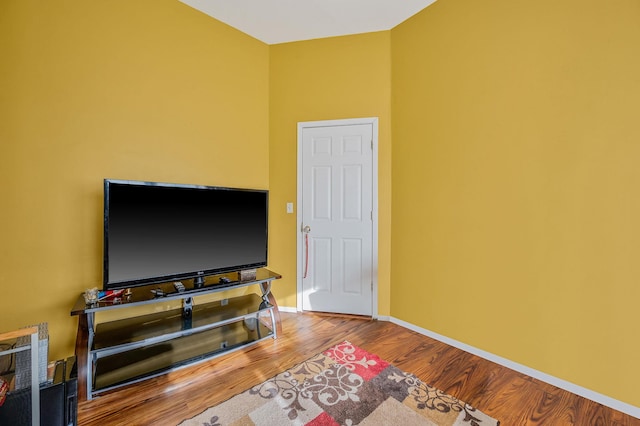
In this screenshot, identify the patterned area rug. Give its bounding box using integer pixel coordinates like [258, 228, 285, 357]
[179, 341, 499, 425]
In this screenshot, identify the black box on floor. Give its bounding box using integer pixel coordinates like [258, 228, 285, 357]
[64, 356, 77, 426]
[0, 356, 77, 426]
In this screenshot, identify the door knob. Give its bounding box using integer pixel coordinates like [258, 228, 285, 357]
[302, 225, 311, 233]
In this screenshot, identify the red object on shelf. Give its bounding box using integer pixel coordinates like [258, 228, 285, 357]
[98, 289, 125, 301]
[0, 377, 8, 407]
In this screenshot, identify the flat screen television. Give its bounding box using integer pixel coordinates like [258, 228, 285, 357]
[103, 179, 268, 290]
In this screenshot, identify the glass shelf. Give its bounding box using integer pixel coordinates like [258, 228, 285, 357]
[93, 320, 273, 392]
[93, 293, 271, 353]
[71, 268, 281, 315]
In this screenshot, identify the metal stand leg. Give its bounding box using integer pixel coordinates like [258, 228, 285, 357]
[259, 280, 282, 337]
[30, 331, 39, 426]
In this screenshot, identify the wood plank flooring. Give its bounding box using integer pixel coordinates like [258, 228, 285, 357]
[78, 313, 639, 425]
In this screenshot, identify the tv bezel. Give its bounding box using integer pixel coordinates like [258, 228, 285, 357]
[103, 179, 268, 290]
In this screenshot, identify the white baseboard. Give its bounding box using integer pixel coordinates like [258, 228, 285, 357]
[277, 306, 297, 313]
[385, 316, 639, 419]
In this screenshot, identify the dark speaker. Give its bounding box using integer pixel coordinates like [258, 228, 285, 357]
[64, 357, 77, 426]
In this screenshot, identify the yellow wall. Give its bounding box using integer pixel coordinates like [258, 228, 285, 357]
[0, 0, 269, 361]
[391, 0, 640, 407]
[269, 32, 392, 314]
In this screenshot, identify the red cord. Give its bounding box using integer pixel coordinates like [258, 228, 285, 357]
[303, 233, 309, 279]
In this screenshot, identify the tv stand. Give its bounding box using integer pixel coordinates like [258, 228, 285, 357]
[70, 268, 281, 401]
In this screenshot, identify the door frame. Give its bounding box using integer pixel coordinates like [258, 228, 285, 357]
[296, 117, 379, 318]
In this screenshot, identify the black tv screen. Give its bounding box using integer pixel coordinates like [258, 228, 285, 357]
[103, 179, 268, 290]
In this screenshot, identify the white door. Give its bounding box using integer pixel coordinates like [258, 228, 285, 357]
[297, 119, 377, 316]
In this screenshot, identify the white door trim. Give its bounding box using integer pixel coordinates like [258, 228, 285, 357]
[296, 117, 379, 318]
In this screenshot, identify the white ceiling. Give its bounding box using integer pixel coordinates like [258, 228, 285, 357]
[179, 0, 437, 45]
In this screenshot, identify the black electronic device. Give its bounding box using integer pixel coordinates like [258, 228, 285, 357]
[0, 357, 77, 426]
[103, 179, 268, 291]
[150, 288, 166, 297]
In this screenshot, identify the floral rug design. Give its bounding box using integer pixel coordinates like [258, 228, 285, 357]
[179, 341, 499, 425]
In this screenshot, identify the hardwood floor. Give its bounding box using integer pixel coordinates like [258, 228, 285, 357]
[78, 313, 639, 425]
